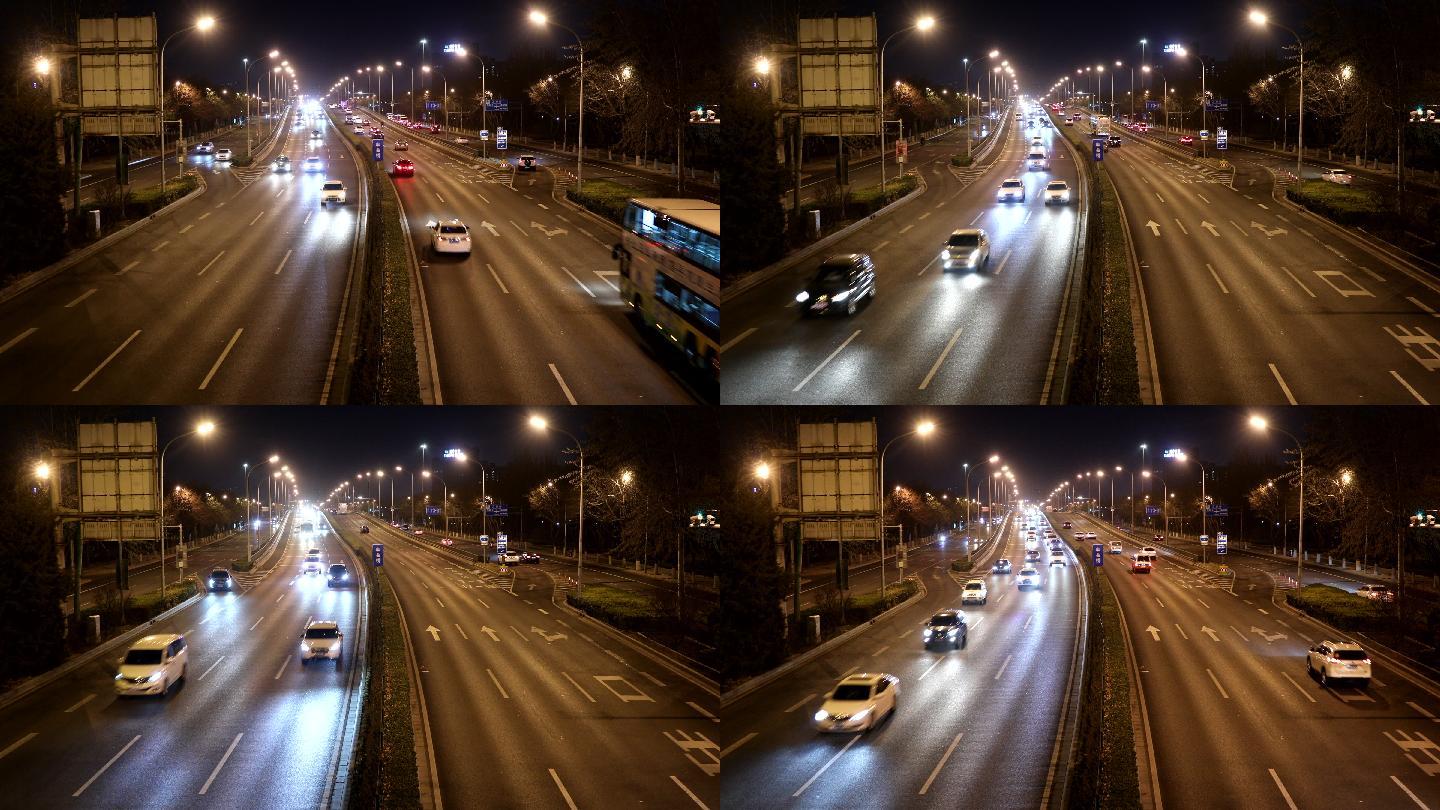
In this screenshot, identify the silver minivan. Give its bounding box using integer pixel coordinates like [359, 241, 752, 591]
[115, 634, 188, 697]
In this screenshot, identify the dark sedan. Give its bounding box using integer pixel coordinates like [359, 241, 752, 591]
[796, 254, 876, 317]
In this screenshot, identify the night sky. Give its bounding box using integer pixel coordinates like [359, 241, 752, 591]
[816, 0, 1307, 97]
[73, 0, 597, 97]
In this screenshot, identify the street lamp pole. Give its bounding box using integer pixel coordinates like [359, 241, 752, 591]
[528, 12, 587, 191]
[1250, 12, 1305, 180]
[1250, 417, 1305, 586]
[158, 18, 215, 197]
[528, 417, 586, 592]
[158, 422, 214, 603]
[877, 17, 935, 198]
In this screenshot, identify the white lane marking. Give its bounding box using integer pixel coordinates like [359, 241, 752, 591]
[548, 363, 578, 404]
[0, 733, 37, 761]
[993, 248, 1013, 275]
[116, 260, 140, 275]
[969, 211, 984, 225]
[199, 328, 243, 390]
[1280, 672, 1317, 703]
[593, 269, 621, 292]
[793, 735, 861, 797]
[1174, 219, 1189, 236]
[720, 327, 756, 353]
[477, 192, 490, 204]
[198, 212, 212, 221]
[1257, 203, 1270, 210]
[720, 732, 757, 759]
[198, 250, 226, 276]
[303, 210, 313, 225]
[1391, 371, 1430, 404]
[690, 701, 721, 723]
[1314, 270, 1373, 297]
[150, 240, 171, 252]
[273, 655, 291, 679]
[1205, 263, 1230, 294]
[1197, 193, 1210, 204]
[1408, 297, 1439, 318]
[1196, 598, 1210, 609]
[871, 644, 891, 657]
[486, 668, 510, 699]
[0, 328, 37, 356]
[918, 326, 962, 390]
[273, 249, 292, 275]
[639, 670, 665, 687]
[510, 220, 528, 237]
[898, 224, 915, 234]
[561, 671, 596, 702]
[1206, 668, 1231, 699]
[73, 734, 141, 796]
[918, 212, 932, 221]
[1024, 613, 1035, 630]
[198, 732, 244, 795]
[248, 616, 265, 631]
[918, 658, 945, 681]
[671, 775, 711, 809]
[1392, 776, 1431, 809]
[64, 694, 97, 713]
[1155, 192, 1165, 203]
[1279, 266, 1316, 298]
[485, 263, 510, 294]
[249, 210, 265, 226]
[1230, 220, 1249, 237]
[1157, 597, 1166, 608]
[72, 330, 141, 392]
[1269, 769, 1299, 810]
[198, 655, 226, 681]
[274, 187, 285, 199]
[793, 330, 862, 392]
[549, 769, 580, 810]
[1408, 701, 1440, 723]
[995, 654, 1013, 680]
[1174, 624, 1187, 639]
[1023, 210, 1032, 225]
[435, 192, 445, 203]
[875, 240, 892, 251]
[784, 693, 819, 714]
[64, 288, 98, 308]
[560, 266, 595, 298]
[919, 732, 964, 795]
[179, 224, 194, 234]
[1268, 363, 1298, 404]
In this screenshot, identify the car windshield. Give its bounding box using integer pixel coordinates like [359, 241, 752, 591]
[1003, 181, 1023, 188]
[831, 684, 872, 701]
[124, 649, 163, 665]
[1048, 182, 1067, 190]
[929, 614, 959, 627]
[324, 183, 342, 190]
[948, 233, 980, 248]
[964, 583, 983, 591]
[211, 571, 229, 580]
[439, 225, 467, 235]
[1334, 649, 1368, 660]
[329, 565, 346, 575]
[305, 627, 340, 639]
[813, 266, 851, 287]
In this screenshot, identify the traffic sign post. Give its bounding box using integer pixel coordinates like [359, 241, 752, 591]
[372, 544, 384, 567]
[496, 128, 508, 150]
[1092, 137, 1105, 161]
[371, 138, 383, 162]
[1216, 532, 1228, 555]
[1216, 127, 1228, 150]
[1199, 535, 1209, 564]
[1092, 543, 1104, 566]
[479, 129, 490, 141]
[896, 139, 909, 164]
[496, 533, 508, 553]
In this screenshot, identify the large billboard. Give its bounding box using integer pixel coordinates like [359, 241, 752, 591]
[796, 16, 878, 136]
[76, 16, 159, 136]
[77, 421, 159, 541]
[797, 420, 878, 541]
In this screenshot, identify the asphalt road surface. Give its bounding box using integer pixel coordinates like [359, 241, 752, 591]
[0, 106, 365, 403]
[723, 511, 1084, 808]
[723, 104, 1084, 404]
[0, 517, 363, 807]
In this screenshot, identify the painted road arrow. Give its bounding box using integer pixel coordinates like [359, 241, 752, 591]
[1145, 625, 1162, 641]
[1201, 626, 1221, 641]
[1201, 221, 1220, 236]
[480, 220, 500, 237]
[532, 626, 567, 643]
[531, 222, 567, 238]
[1251, 221, 1288, 237]
[480, 626, 500, 641]
[1145, 220, 1161, 237]
[425, 625, 442, 641]
[1250, 626, 1287, 643]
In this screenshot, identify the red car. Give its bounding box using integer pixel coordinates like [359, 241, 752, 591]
[1179, 135, 1195, 145]
[392, 158, 415, 177]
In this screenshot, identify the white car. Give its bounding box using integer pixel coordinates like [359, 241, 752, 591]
[1140, 545, 1157, 557]
[115, 634, 188, 697]
[1109, 541, 1123, 554]
[1018, 566, 1040, 589]
[196, 141, 215, 154]
[997, 178, 1025, 202]
[303, 552, 322, 575]
[498, 552, 522, 564]
[1049, 550, 1066, 566]
[321, 180, 346, 206]
[1319, 169, 1352, 185]
[303, 156, 323, 172]
[300, 619, 343, 665]
[428, 218, 472, 255]
[813, 673, 898, 733]
[1044, 180, 1071, 205]
[215, 148, 233, 162]
[961, 579, 988, 604]
[394, 140, 409, 151]
[1306, 640, 1371, 686]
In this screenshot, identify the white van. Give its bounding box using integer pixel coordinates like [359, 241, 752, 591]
[1027, 149, 1049, 171]
[115, 634, 189, 697]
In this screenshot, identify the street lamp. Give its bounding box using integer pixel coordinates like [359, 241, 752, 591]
[158, 421, 215, 604]
[1142, 471, 1169, 534]
[1249, 415, 1306, 587]
[528, 415, 586, 591]
[1172, 46, 1208, 156]
[964, 454, 999, 534]
[528, 10, 588, 191]
[244, 454, 279, 564]
[1171, 452, 1211, 557]
[159, 16, 216, 196]
[877, 421, 935, 600]
[878, 15, 936, 196]
[1249, 10, 1305, 180]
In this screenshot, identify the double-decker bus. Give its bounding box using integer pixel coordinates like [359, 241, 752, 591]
[613, 198, 720, 383]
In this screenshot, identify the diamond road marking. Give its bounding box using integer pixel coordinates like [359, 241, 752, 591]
[593, 675, 654, 702]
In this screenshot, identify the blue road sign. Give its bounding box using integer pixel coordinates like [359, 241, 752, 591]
[1145, 505, 1161, 517]
[1205, 100, 1229, 112]
[1216, 532, 1228, 555]
[372, 543, 384, 566]
[426, 505, 441, 517]
[496, 533, 508, 552]
[488, 505, 508, 517]
[1206, 505, 1229, 517]
[485, 99, 509, 112]
[1146, 100, 1160, 111]
[1092, 137, 1105, 161]
[426, 101, 440, 111]
[372, 138, 383, 162]
[496, 127, 508, 150]
[1092, 543, 1104, 566]
[1216, 127, 1228, 150]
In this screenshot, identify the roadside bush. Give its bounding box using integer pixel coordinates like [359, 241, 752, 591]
[950, 558, 975, 573]
[951, 154, 973, 167]
[568, 585, 665, 631]
[566, 179, 632, 225]
[848, 578, 918, 615]
[1287, 181, 1383, 226]
[1287, 583, 1390, 631]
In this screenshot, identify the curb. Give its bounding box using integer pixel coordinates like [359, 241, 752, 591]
[555, 595, 720, 697]
[0, 171, 208, 307]
[1044, 114, 1090, 405]
[323, 512, 372, 810]
[721, 575, 928, 707]
[722, 169, 928, 304]
[0, 591, 203, 714]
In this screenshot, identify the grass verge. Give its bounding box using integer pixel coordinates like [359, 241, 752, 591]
[330, 111, 421, 404]
[566, 179, 632, 225]
[950, 558, 976, 573]
[1287, 180, 1385, 225]
[1054, 115, 1141, 404]
[338, 528, 420, 807]
[951, 154, 974, 167]
[1287, 584, 1389, 631]
[568, 584, 665, 630]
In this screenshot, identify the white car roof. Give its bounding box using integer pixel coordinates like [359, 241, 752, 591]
[433, 218, 466, 228]
[837, 672, 891, 687]
[306, 619, 340, 630]
[131, 633, 182, 649]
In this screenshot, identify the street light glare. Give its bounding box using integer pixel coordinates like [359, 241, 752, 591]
[988, 49, 999, 58]
[34, 462, 50, 480]
[1249, 9, 1269, 25]
[754, 56, 771, 75]
[528, 10, 549, 25]
[34, 57, 51, 75]
[915, 421, 936, 436]
[269, 49, 279, 58]
[915, 16, 936, 31]
[196, 421, 216, 436]
[1248, 415, 1269, 430]
[528, 416, 548, 431]
[196, 16, 216, 32]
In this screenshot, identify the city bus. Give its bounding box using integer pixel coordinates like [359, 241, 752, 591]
[613, 198, 720, 384]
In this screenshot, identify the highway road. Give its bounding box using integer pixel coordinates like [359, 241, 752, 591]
[335, 514, 718, 808]
[723, 104, 1085, 404]
[722, 511, 1084, 808]
[1083, 111, 1440, 404]
[0, 513, 363, 807]
[353, 110, 702, 404]
[0, 106, 366, 403]
[1059, 512, 1440, 809]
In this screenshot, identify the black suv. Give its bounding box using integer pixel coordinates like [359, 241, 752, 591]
[326, 563, 350, 588]
[360, 524, 370, 534]
[208, 568, 233, 592]
[922, 611, 968, 650]
[796, 254, 876, 317]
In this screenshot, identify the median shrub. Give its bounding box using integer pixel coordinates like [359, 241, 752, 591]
[566, 179, 632, 225]
[1287, 584, 1390, 631]
[951, 154, 974, 167]
[950, 558, 975, 573]
[1287, 180, 1384, 226]
[568, 584, 666, 631]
